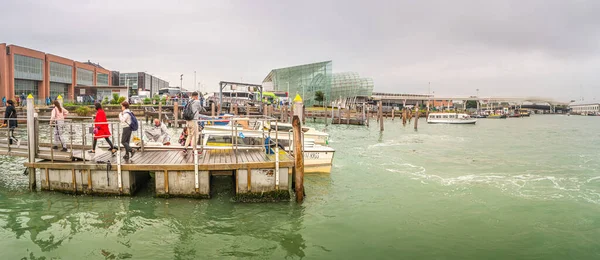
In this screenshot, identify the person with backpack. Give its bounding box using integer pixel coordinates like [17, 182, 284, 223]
[3, 100, 19, 146]
[119, 101, 138, 160]
[182, 92, 202, 154]
[50, 100, 69, 152]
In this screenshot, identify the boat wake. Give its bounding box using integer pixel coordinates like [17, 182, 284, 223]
[385, 162, 600, 205]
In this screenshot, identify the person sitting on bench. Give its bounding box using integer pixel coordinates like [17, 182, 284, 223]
[144, 119, 171, 145]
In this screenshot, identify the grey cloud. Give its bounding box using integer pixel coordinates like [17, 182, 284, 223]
[1, 0, 599, 101]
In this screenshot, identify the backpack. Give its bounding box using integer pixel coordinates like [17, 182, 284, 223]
[183, 100, 197, 121]
[127, 112, 139, 131]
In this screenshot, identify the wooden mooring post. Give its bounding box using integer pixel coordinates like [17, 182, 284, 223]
[173, 101, 179, 129]
[378, 101, 384, 131]
[365, 104, 369, 127]
[292, 115, 304, 203]
[211, 103, 215, 117]
[158, 101, 162, 122]
[392, 108, 395, 121]
[414, 102, 419, 130]
[27, 95, 36, 190]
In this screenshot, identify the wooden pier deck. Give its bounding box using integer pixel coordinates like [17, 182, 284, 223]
[25, 148, 294, 171]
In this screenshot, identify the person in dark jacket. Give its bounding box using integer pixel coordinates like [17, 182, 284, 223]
[3, 100, 18, 146]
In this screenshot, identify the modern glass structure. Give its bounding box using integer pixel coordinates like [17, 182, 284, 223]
[119, 72, 169, 96]
[120, 73, 139, 96]
[262, 61, 333, 106]
[330, 72, 374, 104]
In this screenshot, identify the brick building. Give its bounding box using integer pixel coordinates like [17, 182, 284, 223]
[0, 43, 112, 102]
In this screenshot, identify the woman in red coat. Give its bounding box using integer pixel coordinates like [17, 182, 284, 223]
[89, 103, 116, 154]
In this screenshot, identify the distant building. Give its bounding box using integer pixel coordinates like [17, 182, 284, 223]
[569, 101, 600, 114]
[0, 43, 112, 102]
[262, 61, 374, 106]
[118, 72, 169, 96]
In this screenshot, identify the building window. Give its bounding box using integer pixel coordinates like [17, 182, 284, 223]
[50, 82, 69, 99]
[97, 73, 109, 85]
[49, 62, 73, 84]
[14, 79, 39, 100]
[77, 68, 94, 85]
[120, 73, 139, 95]
[14, 54, 43, 81]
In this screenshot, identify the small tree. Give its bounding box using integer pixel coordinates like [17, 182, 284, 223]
[466, 100, 478, 109]
[314, 91, 325, 106]
[110, 93, 120, 104]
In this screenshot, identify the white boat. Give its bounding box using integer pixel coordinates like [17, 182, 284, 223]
[427, 113, 477, 124]
[203, 119, 330, 145]
[201, 130, 335, 173]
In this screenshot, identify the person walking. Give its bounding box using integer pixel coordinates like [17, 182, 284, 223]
[3, 100, 19, 146]
[182, 92, 202, 155]
[50, 100, 69, 152]
[20, 93, 26, 107]
[15, 96, 20, 107]
[89, 103, 116, 154]
[118, 101, 136, 160]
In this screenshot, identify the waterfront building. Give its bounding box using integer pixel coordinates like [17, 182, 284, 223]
[330, 72, 374, 106]
[118, 72, 169, 96]
[262, 61, 374, 106]
[262, 61, 332, 106]
[569, 101, 600, 114]
[0, 43, 112, 103]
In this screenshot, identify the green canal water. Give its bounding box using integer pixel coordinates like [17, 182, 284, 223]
[1, 115, 600, 259]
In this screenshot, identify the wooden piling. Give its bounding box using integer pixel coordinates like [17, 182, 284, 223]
[27, 95, 36, 191]
[292, 116, 304, 203]
[402, 108, 407, 126]
[263, 104, 268, 116]
[392, 108, 395, 121]
[414, 102, 419, 130]
[173, 101, 179, 129]
[211, 103, 215, 117]
[158, 101, 162, 122]
[378, 101, 384, 131]
[302, 105, 306, 124]
[346, 108, 350, 124]
[366, 105, 369, 127]
[233, 104, 238, 116]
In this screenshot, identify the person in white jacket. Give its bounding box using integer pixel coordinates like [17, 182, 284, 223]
[145, 119, 171, 145]
[119, 101, 135, 159]
[50, 100, 69, 152]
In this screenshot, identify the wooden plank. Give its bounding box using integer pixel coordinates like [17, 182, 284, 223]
[224, 150, 231, 164]
[139, 151, 162, 164]
[168, 151, 181, 164]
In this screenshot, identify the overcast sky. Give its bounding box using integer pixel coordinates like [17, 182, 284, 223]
[2, 0, 599, 101]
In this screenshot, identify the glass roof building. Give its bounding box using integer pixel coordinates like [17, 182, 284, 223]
[262, 61, 375, 106]
[262, 61, 333, 106]
[331, 72, 374, 105]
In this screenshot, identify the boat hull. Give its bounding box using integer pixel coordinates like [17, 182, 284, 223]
[427, 120, 477, 124]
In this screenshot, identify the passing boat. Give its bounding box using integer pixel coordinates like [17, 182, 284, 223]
[427, 113, 477, 124]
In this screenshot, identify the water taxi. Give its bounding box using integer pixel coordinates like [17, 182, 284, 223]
[427, 113, 477, 124]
